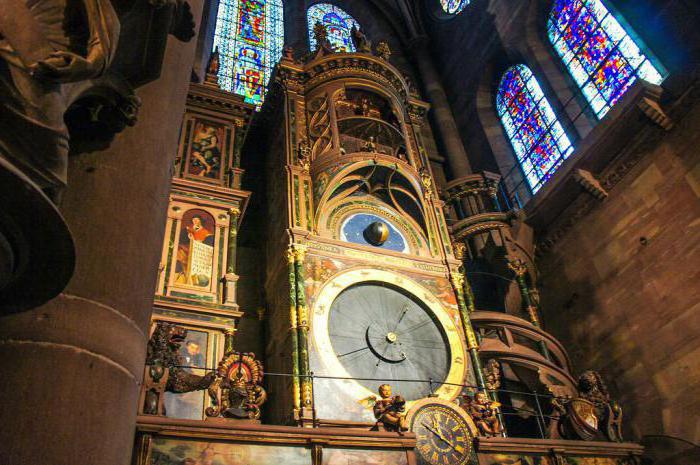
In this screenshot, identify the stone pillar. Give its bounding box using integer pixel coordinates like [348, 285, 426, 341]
[0, 11, 202, 465]
[410, 36, 472, 178]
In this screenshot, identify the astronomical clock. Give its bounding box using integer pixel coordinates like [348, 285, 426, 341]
[253, 41, 482, 442]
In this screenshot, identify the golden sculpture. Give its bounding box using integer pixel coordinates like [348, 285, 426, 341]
[376, 41, 392, 60]
[372, 384, 409, 433]
[206, 352, 268, 420]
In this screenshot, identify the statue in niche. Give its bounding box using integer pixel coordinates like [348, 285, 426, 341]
[554, 370, 624, 442]
[371, 384, 408, 433]
[312, 22, 333, 54]
[350, 25, 372, 53]
[0, 0, 120, 190]
[464, 391, 503, 437]
[360, 136, 377, 152]
[206, 352, 268, 420]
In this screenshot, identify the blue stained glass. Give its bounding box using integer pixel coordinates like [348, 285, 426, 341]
[340, 213, 408, 253]
[497, 65, 574, 194]
[548, 0, 665, 119]
[307, 3, 360, 52]
[440, 0, 469, 15]
[213, 0, 283, 106]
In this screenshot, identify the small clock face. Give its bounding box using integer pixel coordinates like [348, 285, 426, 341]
[410, 402, 474, 465]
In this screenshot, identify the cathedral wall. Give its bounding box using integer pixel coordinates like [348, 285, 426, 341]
[536, 96, 700, 444]
[422, 0, 700, 444]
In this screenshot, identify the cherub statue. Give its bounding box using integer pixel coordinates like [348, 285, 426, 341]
[372, 384, 408, 434]
[361, 137, 377, 152]
[350, 26, 372, 53]
[465, 391, 503, 437]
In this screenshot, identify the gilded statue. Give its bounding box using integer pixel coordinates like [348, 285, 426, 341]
[206, 352, 268, 420]
[372, 384, 409, 433]
[464, 391, 503, 437]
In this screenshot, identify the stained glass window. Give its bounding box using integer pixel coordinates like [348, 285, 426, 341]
[548, 0, 665, 119]
[213, 0, 284, 106]
[307, 3, 360, 52]
[440, 0, 469, 15]
[497, 65, 574, 193]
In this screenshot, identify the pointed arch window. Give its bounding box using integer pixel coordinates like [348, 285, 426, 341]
[307, 3, 360, 52]
[497, 65, 574, 194]
[440, 0, 470, 15]
[213, 0, 284, 106]
[548, 0, 665, 119]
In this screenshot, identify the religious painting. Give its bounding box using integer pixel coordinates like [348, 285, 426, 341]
[478, 453, 555, 465]
[163, 329, 209, 420]
[187, 120, 224, 180]
[149, 437, 311, 465]
[322, 448, 408, 465]
[175, 209, 216, 289]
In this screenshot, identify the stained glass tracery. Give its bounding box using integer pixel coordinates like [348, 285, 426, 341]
[213, 0, 284, 106]
[497, 65, 574, 194]
[548, 0, 664, 119]
[307, 3, 360, 52]
[440, 0, 469, 15]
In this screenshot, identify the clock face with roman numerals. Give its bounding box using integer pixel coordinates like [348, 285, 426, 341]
[409, 399, 475, 465]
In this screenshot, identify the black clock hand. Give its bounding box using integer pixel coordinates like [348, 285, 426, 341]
[337, 346, 370, 358]
[391, 305, 409, 332]
[422, 422, 453, 447]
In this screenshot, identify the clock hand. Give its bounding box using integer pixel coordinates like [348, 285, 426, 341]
[422, 422, 463, 456]
[336, 346, 370, 358]
[391, 305, 409, 332]
[422, 422, 453, 447]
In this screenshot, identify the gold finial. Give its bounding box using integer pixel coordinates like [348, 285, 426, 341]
[453, 242, 466, 260]
[507, 257, 528, 277]
[375, 41, 391, 60]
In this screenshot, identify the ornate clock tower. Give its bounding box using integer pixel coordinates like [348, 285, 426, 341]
[253, 39, 485, 438]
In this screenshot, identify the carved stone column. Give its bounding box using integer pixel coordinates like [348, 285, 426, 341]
[0, 7, 203, 465]
[410, 36, 472, 178]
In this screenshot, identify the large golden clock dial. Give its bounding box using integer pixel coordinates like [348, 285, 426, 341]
[407, 398, 476, 465]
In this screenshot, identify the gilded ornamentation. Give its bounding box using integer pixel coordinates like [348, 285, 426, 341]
[483, 359, 501, 391]
[555, 371, 624, 442]
[375, 41, 392, 61]
[464, 391, 503, 437]
[419, 167, 434, 199]
[507, 257, 528, 277]
[453, 242, 466, 260]
[206, 352, 268, 420]
[371, 384, 409, 433]
[298, 139, 312, 172]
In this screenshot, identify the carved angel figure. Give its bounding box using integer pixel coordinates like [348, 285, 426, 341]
[465, 391, 503, 437]
[371, 384, 409, 434]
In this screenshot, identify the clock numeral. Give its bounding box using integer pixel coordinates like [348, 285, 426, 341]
[455, 356, 463, 365]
